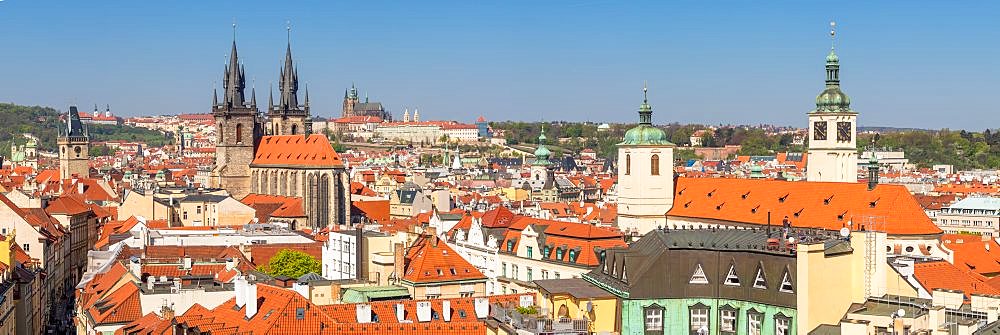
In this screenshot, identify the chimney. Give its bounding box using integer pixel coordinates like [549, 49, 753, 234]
[393, 243, 405, 283]
[129, 256, 142, 278]
[356, 304, 372, 323]
[356, 227, 364, 281]
[416, 301, 431, 322]
[182, 256, 192, 270]
[442, 300, 452, 322]
[146, 276, 155, 290]
[226, 257, 239, 271]
[427, 226, 438, 246]
[245, 283, 259, 319]
[160, 303, 176, 319]
[77, 182, 85, 195]
[474, 298, 489, 319]
[234, 276, 247, 308]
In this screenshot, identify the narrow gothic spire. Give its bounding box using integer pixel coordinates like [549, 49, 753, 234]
[222, 37, 246, 107]
[213, 83, 218, 106]
[268, 82, 274, 109]
[251, 78, 257, 108]
[278, 27, 299, 110]
[304, 84, 310, 108]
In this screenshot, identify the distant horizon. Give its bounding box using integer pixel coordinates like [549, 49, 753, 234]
[1, 1, 997, 130]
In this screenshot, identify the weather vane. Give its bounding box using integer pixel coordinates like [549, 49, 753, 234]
[830, 21, 837, 49]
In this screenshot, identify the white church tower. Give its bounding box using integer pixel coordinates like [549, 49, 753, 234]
[617, 84, 675, 236]
[807, 22, 858, 183]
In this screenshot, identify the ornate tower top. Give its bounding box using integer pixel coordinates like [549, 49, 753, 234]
[533, 125, 551, 166]
[620, 83, 671, 146]
[222, 23, 247, 108]
[814, 21, 853, 114]
[63, 105, 88, 138]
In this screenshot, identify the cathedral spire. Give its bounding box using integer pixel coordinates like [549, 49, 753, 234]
[268, 82, 274, 109]
[213, 82, 218, 106]
[250, 78, 257, 108]
[222, 22, 247, 107]
[305, 83, 310, 108]
[278, 23, 299, 110]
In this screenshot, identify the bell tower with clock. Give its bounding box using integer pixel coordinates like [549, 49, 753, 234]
[58, 105, 91, 178]
[807, 22, 857, 183]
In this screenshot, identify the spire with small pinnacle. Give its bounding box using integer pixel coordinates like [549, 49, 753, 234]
[278, 22, 299, 110]
[213, 83, 218, 106]
[638, 81, 652, 125]
[304, 84, 310, 108]
[250, 78, 257, 108]
[222, 22, 247, 107]
[268, 82, 274, 109]
[814, 21, 852, 113]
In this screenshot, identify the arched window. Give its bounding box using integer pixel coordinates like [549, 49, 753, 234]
[218, 123, 223, 142]
[291, 124, 298, 135]
[625, 154, 631, 175]
[651, 154, 660, 176]
[236, 123, 243, 144]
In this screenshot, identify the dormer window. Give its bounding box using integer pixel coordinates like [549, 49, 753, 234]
[723, 264, 741, 286]
[779, 270, 794, 293]
[690, 264, 709, 284]
[556, 248, 564, 260]
[753, 265, 766, 289]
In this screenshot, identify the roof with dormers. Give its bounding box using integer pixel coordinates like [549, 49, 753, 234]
[667, 177, 942, 236]
[252, 134, 344, 168]
[403, 235, 486, 284]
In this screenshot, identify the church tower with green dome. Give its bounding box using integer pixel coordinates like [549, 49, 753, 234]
[530, 126, 553, 184]
[616, 84, 675, 236]
[807, 22, 859, 183]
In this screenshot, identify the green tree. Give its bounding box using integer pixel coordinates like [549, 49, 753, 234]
[257, 249, 321, 279]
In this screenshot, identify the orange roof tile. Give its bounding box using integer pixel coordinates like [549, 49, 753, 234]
[252, 134, 344, 168]
[942, 234, 1000, 276]
[668, 178, 942, 236]
[351, 200, 390, 223]
[403, 235, 486, 284]
[913, 260, 1000, 301]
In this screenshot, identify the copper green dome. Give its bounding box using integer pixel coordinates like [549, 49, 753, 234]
[825, 49, 839, 63]
[620, 86, 674, 146]
[533, 126, 552, 166]
[812, 48, 854, 114]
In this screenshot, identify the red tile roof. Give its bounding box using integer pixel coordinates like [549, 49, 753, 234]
[403, 235, 486, 284]
[252, 134, 344, 168]
[942, 234, 1000, 276]
[114, 312, 172, 335]
[668, 178, 942, 236]
[352, 200, 390, 223]
[913, 260, 1000, 301]
[241, 194, 306, 220]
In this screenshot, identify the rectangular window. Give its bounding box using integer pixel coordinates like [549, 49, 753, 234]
[775, 318, 790, 335]
[196, 205, 202, 214]
[183, 211, 188, 220]
[554, 272, 560, 279]
[526, 246, 533, 258]
[502, 262, 507, 277]
[721, 309, 737, 333]
[690, 308, 709, 334]
[645, 308, 663, 331]
[542, 270, 549, 280]
[527, 268, 533, 281]
[748, 313, 762, 335]
[23, 243, 29, 252]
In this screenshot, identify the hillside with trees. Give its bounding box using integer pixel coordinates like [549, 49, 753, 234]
[0, 103, 173, 158]
[492, 121, 1000, 170]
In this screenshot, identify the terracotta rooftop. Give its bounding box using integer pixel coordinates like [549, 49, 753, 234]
[252, 134, 344, 168]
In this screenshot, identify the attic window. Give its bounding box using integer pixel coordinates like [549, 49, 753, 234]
[684, 201, 692, 208]
[689, 264, 709, 284]
[751, 205, 760, 214]
[296, 308, 305, 320]
[837, 211, 848, 221]
[741, 191, 750, 199]
[678, 187, 686, 195]
[437, 269, 443, 276]
[824, 195, 834, 205]
[450, 268, 457, 275]
[753, 266, 767, 289]
[779, 270, 794, 293]
[778, 194, 789, 203]
[724, 264, 741, 286]
[716, 202, 725, 210]
[793, 209, 803, 218]
[870, 198, 880, 208]
[707, 189, 716, 198]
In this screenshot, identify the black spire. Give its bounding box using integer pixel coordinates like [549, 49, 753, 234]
[223, 39, 247, 107]
[278, 26, 299, 110]
[66, 106, 86, 137]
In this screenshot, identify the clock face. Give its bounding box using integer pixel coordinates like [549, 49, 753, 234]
[837, 122, 852, 142]
[813, 121, 827, 141]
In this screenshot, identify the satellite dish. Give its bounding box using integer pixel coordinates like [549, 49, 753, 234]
[840, 227, 850, 237]
[896, 308, 906, 317]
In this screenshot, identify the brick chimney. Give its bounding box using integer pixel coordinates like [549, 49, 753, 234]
[426, 226, 438, 246]
[393, 242, 405, 283]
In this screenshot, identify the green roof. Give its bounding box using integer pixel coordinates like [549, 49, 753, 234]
[340, 285, 411, 303]
[619, 86, 674, 146]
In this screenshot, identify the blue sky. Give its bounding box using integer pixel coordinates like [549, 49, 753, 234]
[0, 1, 997, 130]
